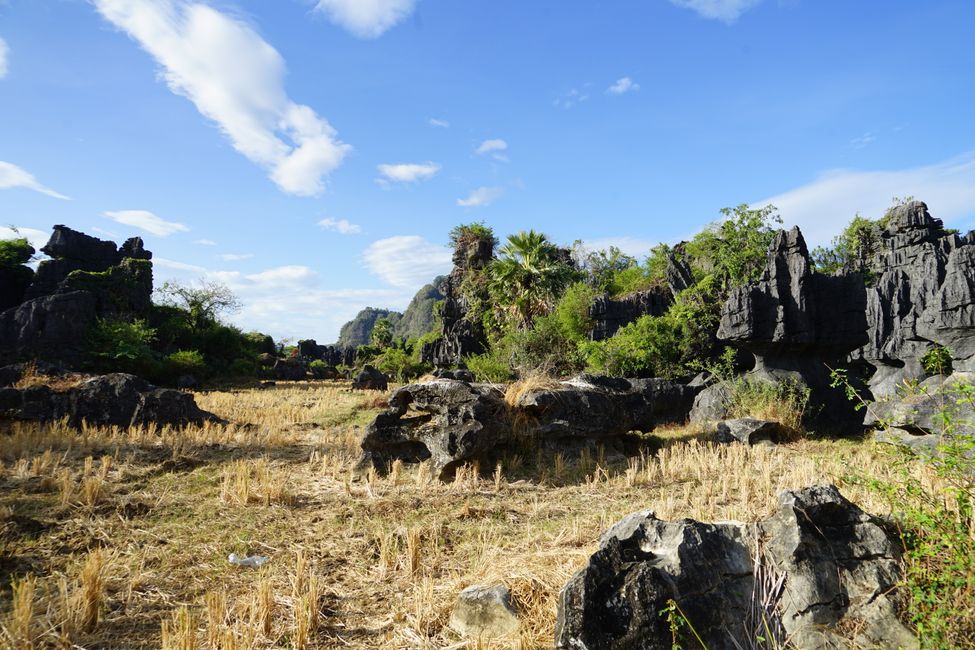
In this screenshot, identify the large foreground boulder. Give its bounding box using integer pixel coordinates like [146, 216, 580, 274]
[358, 375, 696, 480]
[556, 485, 916, 650]
[0, 373, 223, 428]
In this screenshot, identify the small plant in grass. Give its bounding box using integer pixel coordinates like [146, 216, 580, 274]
[831, 368, 975, 646]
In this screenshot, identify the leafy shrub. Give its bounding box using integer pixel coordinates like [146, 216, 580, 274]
[684, 203, 781, 290]
[86, 318, 159, 377]
[921, 345, 953, 376]
[229, 358, 258, 377]
[581, 313, 684, 378]
[465, 349, 515, 383]
[810, 214, 883, 277]
[376, 347, 428, 382]
[163, 350, 207, 379]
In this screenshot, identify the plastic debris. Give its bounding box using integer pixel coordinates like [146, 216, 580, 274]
[228, 553, 269, 567]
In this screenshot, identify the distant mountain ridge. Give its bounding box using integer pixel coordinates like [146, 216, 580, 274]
[334, 277, 444, 347]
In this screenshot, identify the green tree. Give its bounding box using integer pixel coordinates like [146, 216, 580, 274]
[371, 318, 394, 349]
[157, 280, 241, 332]
[810, 214, 883, 276]
[685, 203, 781, 291]
[489, 230, 578, 328]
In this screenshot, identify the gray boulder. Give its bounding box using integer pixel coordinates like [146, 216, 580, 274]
[0, 291, 97, 363]
[688, 382, 731, 423]
[0, 373, 223, 429]
[352, 365, 389, 391]
[556, 485, 916, 650]
[272, 358, 307, 381]
[715, 417, 782, 445]
[358, 379, 508, 479]
[449, 585, 520, 640]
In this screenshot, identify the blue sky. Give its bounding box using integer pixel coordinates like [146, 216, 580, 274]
[3, 0, 975, 343]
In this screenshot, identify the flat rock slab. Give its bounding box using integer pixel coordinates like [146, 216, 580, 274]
[449, 584, 520, 639]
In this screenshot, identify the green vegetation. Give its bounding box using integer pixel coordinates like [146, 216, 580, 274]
[810, 214, 884, 276]
[0, 236, 36, 310]
[921, 345, 953, 376]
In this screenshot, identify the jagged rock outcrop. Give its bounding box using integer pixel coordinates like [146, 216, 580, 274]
[717, 227, 869, 428]
[589, 288, 671, 341]
[0, 226, 155, 362]
[855, 201, 975, 394]
[555, 485, 916, 650]
[0, 372, 223, 428]
[421, 233, 494, 369]
[358, 375, 696, 479]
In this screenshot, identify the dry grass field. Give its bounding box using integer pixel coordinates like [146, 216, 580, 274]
[0, 381, 936, 649]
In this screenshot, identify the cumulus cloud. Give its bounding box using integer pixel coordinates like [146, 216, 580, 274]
[103, 209, 190, 237]
[457, 186, 503, 208]
[756, 152, 975, 245]
[154, 257, 208, 273]
[0, 161, 70, 200]
[377, 162, 441, 184]
[95, 0, 350, 196]
[362, 235, 451, 289]
[428, 118, 449, 128]
[315, 0, 416, 38]
[0, 38, 9, 79]
[606, 77, 639, 95]
[318, 217, 362, 234]
[669, 0, 763, 23]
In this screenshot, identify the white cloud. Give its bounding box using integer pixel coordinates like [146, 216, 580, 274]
[192, 238, 217, 246]
[670, 0, 763, 23]
[756, 152, 975, 246]
[95, 0, 350, 196]
[219, 253, 254, 261]
[362, 235, 451, 289]
[315, 0, 416, 38]
[457, 186, 504, 208]
[0, 161, 70, 200]
[0, 226, 50, 252]
[850, 132, 876, 149]
[554, 88, 590, 110]
[0, 38, 9, 79]
[606, 77, 639, 95]
[377, 162, 441, 183]
[103, 209, 189, 237]
[428, 118, 449, 128]
[475, 138, 509, 161]
[318, 217, 362, 234]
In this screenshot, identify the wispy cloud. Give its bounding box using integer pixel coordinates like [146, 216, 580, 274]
[0, 38, 9, 79]
[669, 0, 763, 23]
[192, 238, 217, 246]
[475, 138, 509, 161]
[850, 132, 876, 149]
[579, 236, 658, 259]
[457, 186, 504, 208]
[362, 235, 452, 288]
[553, 88, 590, 110]
[154, 257, 207, 273]
[318, 217, 362, 234]
[219, 253, 254, 261]
[756, 151, 975, 245]
[377, 162, 441, 184]
[95, 0, 350, 196]
[428, 118, 449, 128]
[315, 0, 416, 38]
[0, 161, 70, 200]
[606, 77, 639, 95]
[103, 210, 190, 237]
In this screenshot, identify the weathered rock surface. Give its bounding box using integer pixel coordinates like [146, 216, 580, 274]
[272, 358, 307, 381]
[865, 373, 975, 453]
[359, 375, 696, 480]
[715, 417, 782, 445]
[589, 288, 671, 341]
[352, 365, 388, 391]
[0, 373, 223, 428]
[0, 291, 97, 362]
[688, 382, 731, 423]
[555, 485, 916, 650]
[449, 584, 520, 640]
[358, 379, 507, 479]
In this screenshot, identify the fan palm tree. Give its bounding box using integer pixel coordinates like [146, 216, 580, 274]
[489, 230, 576, 327]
